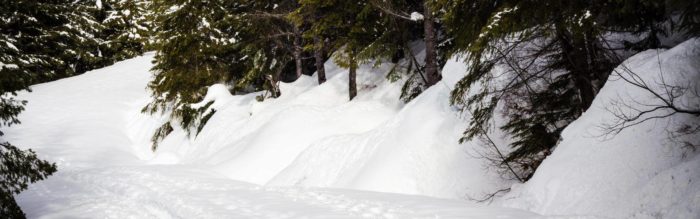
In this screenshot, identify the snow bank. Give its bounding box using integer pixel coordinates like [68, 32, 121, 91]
[150, 54, 510, 199]
[8, 38, 697, 218]
[5, 52, 538, 218]
[268, 56, 509, 198]
[3, 53, 159, 169]
[502, 39, 700, 218]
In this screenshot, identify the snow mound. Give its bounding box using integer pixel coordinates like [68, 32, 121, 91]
[502, 39, 700, 218]
[151, 55, 509, 199]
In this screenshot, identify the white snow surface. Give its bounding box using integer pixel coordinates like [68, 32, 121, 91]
[410, 12, 424, 21]
[5, 52, 539, 218]
[5, 38, 699, 218]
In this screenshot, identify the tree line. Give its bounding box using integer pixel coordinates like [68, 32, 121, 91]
[144, 0, 698, 181]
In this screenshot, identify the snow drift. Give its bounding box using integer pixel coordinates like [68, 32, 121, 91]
[150, 53, 510, 199]
[152, 39, 700, 217]
[502, 39, 700, 218]
[5, 37, 698, 218]
[5, 52, 537, 218]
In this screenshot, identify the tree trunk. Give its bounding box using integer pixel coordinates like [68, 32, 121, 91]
[314, 36, 326, 84]
[270, 61, 285, 98]
[293, 27, 303, 79]
[349, 60, 357, 100]
[423, 2, 440, 87]
[556, 27, 596, 112]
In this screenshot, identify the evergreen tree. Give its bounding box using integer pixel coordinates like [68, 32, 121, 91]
[444, 0, 674, 180]
[0, 142, 57, 219]
[100, 0, 154, 63]
[145, 0, 250, 150]
[234, 0, 310, 94]
[0, 2, 60, 217]
[1, 0, 118, 84]
[297, 0, 394, 100]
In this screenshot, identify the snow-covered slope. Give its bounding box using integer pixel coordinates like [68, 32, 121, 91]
[6, 38, 698, 218]
[147, 55, 511, 200]
[502, 39, 700, 218]
[3, 55, 156, 169]
[5, 53, 539, 218]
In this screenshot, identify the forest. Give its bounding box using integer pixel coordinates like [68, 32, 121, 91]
[1, 0, 699, 218]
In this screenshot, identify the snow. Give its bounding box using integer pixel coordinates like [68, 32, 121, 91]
[5, 53, 539, 218]
[0, 63, 19, 70]
[5, 37, 697, 218]
[6, 41, 18, 51]
[500, 39, 700, 218]
[410, 12, 424, 21]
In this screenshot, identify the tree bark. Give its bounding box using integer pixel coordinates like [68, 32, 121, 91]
[349, 60, 357, 100]
[314, 36, 327, 84]
[293, 27, 303, 79]
[423, 2, 440, 87]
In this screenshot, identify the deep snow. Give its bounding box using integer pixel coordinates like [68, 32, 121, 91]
[4, 38, 699, 218]
[4, 53, 538, 218]
[501, 39, 700, 219]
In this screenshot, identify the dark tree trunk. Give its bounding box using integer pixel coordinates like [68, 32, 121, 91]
[556, 27, 596, 112]
[349, 60, 357, 100]
[314, 36, 326, 84]
[293, 27, 303, 79]
[266, 75, 281, 98]
[423, 2, 440, 87]
[270, 60, 285, 98]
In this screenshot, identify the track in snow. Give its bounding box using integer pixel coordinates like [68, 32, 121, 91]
[18, 165, 540, 218]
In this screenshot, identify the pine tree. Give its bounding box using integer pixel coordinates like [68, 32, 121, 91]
[0, 142, 57, 219]
[100, 0, 154, 63]
[297, 0, 392, 100]
[1, 0, 116, 84]
[234, 0, 310, 92]
[0, 2, 60, 216]
[60, 0, 108, 75]
[444, 0, 673, 180]
[145, 0, 250, 150]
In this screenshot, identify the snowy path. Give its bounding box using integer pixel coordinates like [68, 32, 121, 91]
[18, 165, 540, 218]
[5, 54, 542, 218]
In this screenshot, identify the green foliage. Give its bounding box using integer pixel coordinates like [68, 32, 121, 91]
[1, 0, 143, 87]
[443, 0, 679, 180]
[0, 142, 57, 219]
[399, 73, 424, 103]
[146, 0, 231, 113]
[99, 0, 155, 62]
[151, 122, 173, 151]
[197, 109, 217, 135]
[145, 0, 314, 148]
